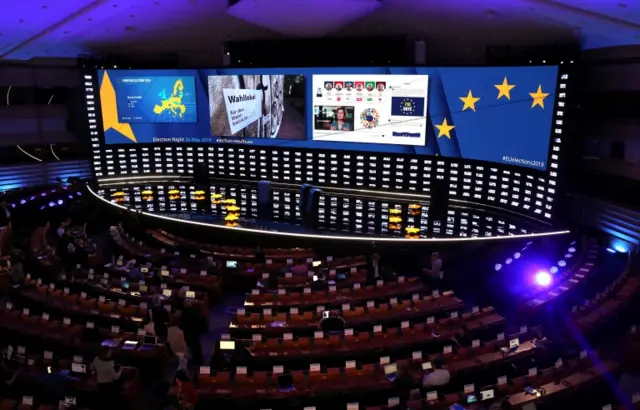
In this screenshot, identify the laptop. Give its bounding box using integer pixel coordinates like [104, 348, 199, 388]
[122, 340, 138, 351]
[467, 394, 478, 404]
[70, 363, 86, 377]
[220, 340, 236, 351]
[277, 373, 295, 392]
[101, 339, 120, 348]
[226, 261, 237, 269]
[383, 363, 398, 382]
[312, 261, 322, 268]
[480, 389, 495, 401]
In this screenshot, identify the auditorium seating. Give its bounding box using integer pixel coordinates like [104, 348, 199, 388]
[2, 193, 637, 410]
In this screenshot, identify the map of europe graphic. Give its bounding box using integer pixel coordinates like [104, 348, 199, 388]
[113, 76, 197, 123]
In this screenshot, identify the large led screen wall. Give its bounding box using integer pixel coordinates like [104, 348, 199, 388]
[97, 66, 559, 171]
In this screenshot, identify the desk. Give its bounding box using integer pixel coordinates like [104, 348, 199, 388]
[508, 359, 618, 408]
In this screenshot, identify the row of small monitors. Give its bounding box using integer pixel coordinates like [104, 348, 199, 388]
[101, 184, 531, 238]
[95, 147, 556, 220]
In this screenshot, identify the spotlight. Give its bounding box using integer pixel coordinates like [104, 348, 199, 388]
[76, 192, 82, 196]
[68, 195, 74, 199]
[568, 247, 576, 253]
[41, 192, 47, 196]
[550, 266, 558, 274]
[57, 199, 63, 205]
[505, 258, 513, 265]
[495, 263, 502, 271]
[19, 200, 26, 205]
[606, 248, 616, 254]
[558, 260, 566, 267]
[534, 271, 552, 287]
[565, 253, 572, 258]
[514, 252, 521, 260]
[48, 201, 55, 207]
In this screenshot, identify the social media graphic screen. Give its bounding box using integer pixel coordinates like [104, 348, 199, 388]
[208, 75, 306, 139]
[311, 74, 429, 146]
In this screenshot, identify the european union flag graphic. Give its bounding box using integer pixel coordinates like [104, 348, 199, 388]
[437, 66, 558, 170]
[391, 97, 425, 117]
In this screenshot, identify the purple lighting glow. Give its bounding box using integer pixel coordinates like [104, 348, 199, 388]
[534, 271, 552, 287]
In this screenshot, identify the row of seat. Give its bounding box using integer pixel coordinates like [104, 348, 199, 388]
[197, 333, 538, 400]
[363, 356, 618, 410]
[233, 292, 464, 328]
[245, 308, 503, 359]
[246, 276, 423, 308]
[149, 228, 317, 260]
[0, 307, 165, 360]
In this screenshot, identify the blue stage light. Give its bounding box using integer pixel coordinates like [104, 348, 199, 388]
[495, 264, 502, 271]
[558, 260, 566, 267]
[514, 252, 521, 260]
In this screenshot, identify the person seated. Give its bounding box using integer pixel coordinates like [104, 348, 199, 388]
[123, 260, 142, 282]
[9, 251, 25, 284]
[56, 218, 71, 238]
[310, 271, 329, 292]
[147, 271, 163, 287]
[318, 312, 346, 333]
[170, 370, 198, 410]
[0, 259, 9, 275]
[37, 361, 70, 404]
[291, 259, 309, 276]
[71, 238, 89, 267]
[0, 358, 21, 389]
[422, 358, 451, 388]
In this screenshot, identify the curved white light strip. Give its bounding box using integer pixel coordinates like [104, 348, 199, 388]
[50, 144, 60, 160]
[87, 184, 570, 243]
[17, 145, 42, 162]
[47, 94, 54, 105]
[5, 85, 11, 106]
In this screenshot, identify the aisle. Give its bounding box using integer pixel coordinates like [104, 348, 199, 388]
[202, 292, 246, 361]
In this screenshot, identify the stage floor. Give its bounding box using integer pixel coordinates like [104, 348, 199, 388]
[90, 180, 568, 242]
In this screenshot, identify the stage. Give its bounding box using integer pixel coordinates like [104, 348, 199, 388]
[88, 179, 569, 244]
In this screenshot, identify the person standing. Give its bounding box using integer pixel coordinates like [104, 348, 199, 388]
[422, 252, 443, 288]
[179, 300, 207, 366]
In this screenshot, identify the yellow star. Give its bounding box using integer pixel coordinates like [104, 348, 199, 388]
[435, 118, 455, 139]
[529, 85, 549, 109]
[495, 77, 515, 100]
[100, 71, 137, 142]
[459, 90, 480, 112]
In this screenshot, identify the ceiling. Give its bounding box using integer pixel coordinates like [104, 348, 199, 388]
[0, 0, 639, 63]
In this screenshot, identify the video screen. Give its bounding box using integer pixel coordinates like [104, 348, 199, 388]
[97, 66, 559, 171]
[112, 75, 197, 123]
[312, 75, 429, 147]
[207, 75, 305, 139]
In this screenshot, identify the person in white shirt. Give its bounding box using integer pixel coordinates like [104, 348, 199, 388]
[92, 346, 123, 407]
[166, 316, 189, 376]
[422, 359, 451, 388]
[167, 316, 188, 356]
